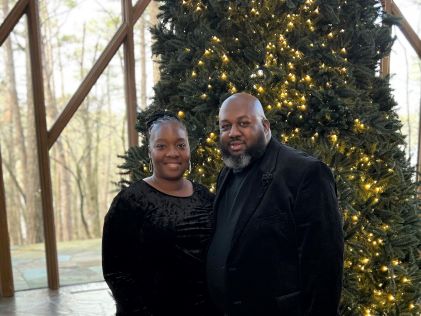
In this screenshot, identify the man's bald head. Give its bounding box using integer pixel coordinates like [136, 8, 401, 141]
[219, 92, 267, 121]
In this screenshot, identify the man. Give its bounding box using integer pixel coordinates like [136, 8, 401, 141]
[207, 93, 344, 315]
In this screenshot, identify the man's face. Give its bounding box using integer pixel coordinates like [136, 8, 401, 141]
[218, 100, 269, 169]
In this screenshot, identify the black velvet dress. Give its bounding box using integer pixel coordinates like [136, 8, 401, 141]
[102, 180, 216, 316]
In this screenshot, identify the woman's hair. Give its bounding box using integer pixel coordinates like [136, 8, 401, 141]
[146, 111, 187, 143]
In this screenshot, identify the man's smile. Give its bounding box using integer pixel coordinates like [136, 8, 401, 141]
[229, 141, 245, 152]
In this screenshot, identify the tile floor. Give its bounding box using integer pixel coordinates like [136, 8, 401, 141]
[0, 282, 116, 316]
[1, 238, 116, 315]
[11, 238, 103, 290]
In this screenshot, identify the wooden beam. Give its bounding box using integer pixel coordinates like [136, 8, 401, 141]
[133, 0, 152, 24]
[47, 23, 129, 148]
[387, 1, 421, 59]
[122, 0, 139, 147]
[48, 0, 153, 148]
[0, 0, 29, 46]
[27, 0, 59, 290]
[417, 95, 421, 184]
[380, 0, 391, 77]
[0, 146, 14, 297]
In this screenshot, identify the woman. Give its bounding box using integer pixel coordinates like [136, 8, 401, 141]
[102, 113, 216, 315]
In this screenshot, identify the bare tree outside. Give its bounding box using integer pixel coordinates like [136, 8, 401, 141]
[0, 0, 159, 290]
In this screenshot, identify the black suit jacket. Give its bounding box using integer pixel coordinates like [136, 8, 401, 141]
[213, 138, 344, 316]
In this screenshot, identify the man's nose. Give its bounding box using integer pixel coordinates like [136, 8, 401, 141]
[228, 124, 241, 137]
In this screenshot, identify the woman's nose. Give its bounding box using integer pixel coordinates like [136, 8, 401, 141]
[166, 146, 180, 157]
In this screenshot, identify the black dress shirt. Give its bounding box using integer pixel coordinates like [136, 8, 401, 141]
[207, 168, 251, 311]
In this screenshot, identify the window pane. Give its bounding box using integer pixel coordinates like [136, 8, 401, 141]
[50, 43, 128, 286]
[0, 14, 47, 290]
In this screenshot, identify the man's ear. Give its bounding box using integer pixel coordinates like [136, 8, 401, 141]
[263, 118, 270, 134]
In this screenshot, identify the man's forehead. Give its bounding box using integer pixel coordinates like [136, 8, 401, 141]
[219, 102, 259, 119]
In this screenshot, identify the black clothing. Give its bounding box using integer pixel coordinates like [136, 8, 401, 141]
[207, 168, 252, 310]
[102, 180, 216, 316]
[208, 138, 344, 316]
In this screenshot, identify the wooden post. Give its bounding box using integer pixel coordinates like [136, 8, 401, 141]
[123, 0, 139, 147]
[0, 146, 14, 297]
[0, 0, 27, 299]
[417, 85, 421, 184]
[380, 0, 391, 77]
[26, 0, 59, 290]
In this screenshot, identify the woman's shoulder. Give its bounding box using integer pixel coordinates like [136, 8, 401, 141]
[106, 181, 150, 217]
[122, 179, 149, 196]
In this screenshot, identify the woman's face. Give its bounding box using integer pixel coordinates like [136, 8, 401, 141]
[149, 121, 190, 181]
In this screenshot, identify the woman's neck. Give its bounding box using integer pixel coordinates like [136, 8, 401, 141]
[144, 175, 192, 197]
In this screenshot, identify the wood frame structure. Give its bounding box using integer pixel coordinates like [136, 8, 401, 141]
[0, 0, 150, 296]
[0, 0, 420, 298]
[381, 0, 421, 72]
[381, 0, 421, 180]
[0, 146, 14, 297]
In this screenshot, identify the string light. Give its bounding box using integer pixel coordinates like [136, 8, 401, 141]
[211, 36, 221, 43]
[177, 111, 185, 119]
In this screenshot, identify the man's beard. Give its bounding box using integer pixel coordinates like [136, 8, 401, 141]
[220, 132, 267, 170]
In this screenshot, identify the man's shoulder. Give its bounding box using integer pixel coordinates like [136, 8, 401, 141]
[267, 138, 335, 182]
[270, 138, 319, 165]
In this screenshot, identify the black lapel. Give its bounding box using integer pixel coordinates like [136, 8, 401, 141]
[229, 138, 279, 250]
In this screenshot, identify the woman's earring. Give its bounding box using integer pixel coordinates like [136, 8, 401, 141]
[188, 160, 192, 173]
[149, 160, 153, 173]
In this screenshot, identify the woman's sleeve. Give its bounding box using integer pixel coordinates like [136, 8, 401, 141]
[102, 191, 151, 316]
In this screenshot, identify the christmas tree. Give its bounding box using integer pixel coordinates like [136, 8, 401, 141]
[121, 0, 421, 314]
